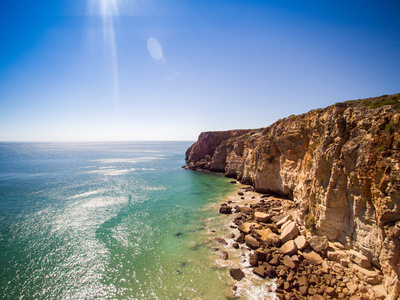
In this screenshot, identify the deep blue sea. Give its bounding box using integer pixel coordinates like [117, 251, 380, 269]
[0, 142, 237, 299]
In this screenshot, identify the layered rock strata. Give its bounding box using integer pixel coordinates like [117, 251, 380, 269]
[185, 94, 400, 298]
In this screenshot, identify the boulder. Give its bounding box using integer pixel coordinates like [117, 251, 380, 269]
[254, 211, 270, 223]
[214, 237, 228, 245]
[294, 235, 308, 250]
[327, 250, 347, 262]
[249, 253, 258, 266]
[230, 268, 245, 281]
[291, 255, 300, 263]
[245, 234, 260, 249]
[350, 263, 382, 285]
[282, 255, 296, 268]
[254, 249, 267, 261]
[308, 235, 329, 252]
[256, 229, 280, 247]
[372, 285, 387, 299]
[348, 249, 371, 268]
[299, 285, 308, 296]
[281, 220, 292, 231]
[269, 254, 280, 266]
[276, 215, 292, 227]
[265, 265, 277, 278]
[280, 222, 299, 243]
[235, 233, 245, 244]
[255, 228, 273, 241]
[303, 251, 323, 265]
[238, 206, 252, 213]
[346, 282, 358, 294]
[253, 266, 266, 278]
[221, 251, 229, 260]
[280, 240, 298, 256]
[326, 286, 337, 297]
[238, 222, 255, 234]
[219, 205, 232, 214]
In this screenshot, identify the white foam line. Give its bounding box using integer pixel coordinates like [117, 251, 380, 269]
[70, 189, 107, 199]
[214, 215, 278, 300]
[95, 157, 162, 164]
[85, 168, 136, 176]
[83, 168, 157, 176]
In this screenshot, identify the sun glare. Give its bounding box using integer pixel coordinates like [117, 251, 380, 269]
[89, 0, 122, 104]
[99, 0, 119, 17]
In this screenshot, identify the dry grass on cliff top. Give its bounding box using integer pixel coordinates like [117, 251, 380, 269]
[344, 93, 400, 110]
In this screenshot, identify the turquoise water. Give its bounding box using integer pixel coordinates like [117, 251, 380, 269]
[0, 142, 236, 299]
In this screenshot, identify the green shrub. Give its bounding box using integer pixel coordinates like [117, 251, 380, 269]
[367, 94, 400, 109]
[304, 213, 316, 231]
[384, 123, 392, 132]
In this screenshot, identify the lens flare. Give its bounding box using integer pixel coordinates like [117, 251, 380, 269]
[90, 0, 121, 104]
[147, 38, 163, 61]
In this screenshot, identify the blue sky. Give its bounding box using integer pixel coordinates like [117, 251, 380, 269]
[0, 0, 399, 141]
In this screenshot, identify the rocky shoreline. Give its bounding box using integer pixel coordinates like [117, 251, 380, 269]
[214, 183, 388, 300]
[184, 94, 400, 298]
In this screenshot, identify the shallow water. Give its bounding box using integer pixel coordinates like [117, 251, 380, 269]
[0, 142, 237, 299]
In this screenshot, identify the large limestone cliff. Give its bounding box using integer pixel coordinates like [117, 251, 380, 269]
[185, 94, 400, 298]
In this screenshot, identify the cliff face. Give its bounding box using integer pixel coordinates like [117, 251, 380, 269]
[185, 94, 400, 298]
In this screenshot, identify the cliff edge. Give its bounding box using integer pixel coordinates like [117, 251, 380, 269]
[185, 93, 400, 298]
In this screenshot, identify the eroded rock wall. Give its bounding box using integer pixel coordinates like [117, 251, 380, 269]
[185, 94, 400, 298]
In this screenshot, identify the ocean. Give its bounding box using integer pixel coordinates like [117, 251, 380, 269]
[0, 142, 238, 299]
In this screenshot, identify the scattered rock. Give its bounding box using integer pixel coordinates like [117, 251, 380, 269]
[276, 215, 292, 227]
[280, 222, 299, 243]
[265, 265, 277, 278]
[238, 222, 254, 234]
[214, 237, 228, 245]
[282, 255, 296, 268]
[219, 205, 232, 214]
[254, 249, 267, 261]
[348, 249, 371, 268]
[280, 240, 298, 255]
[254, 211, 270, 223]
[230, 268, 245, 281]
[215, 188, 390, 298]
[255, 228, 273, 241]
[294, 235, 308, 250]
[327, 250, 347, 262]
[235, 233, 245, 244]
[245, 234, 260, 249]
[253, 266, 266, 278]
[350, 263, 382, 285]
[308, 235, 329, 252]
[238, 206, 251, 213]
[302, 250, 323, 265]
[269, 254, 280, 266]
[372, 285, 387, 299]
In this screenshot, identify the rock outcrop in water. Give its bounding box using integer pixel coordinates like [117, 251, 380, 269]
[185, 93, 400, 299]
